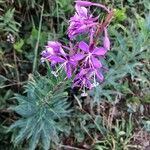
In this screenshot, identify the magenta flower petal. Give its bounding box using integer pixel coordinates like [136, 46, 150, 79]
[47, 41, 61, 47]
[47, 41, 62, 53]
[65, 63, 72, 78]
[69, 59, 77, 67]
[86, 80, 93, 89]
[93, 47, 107, 56]
[77, 23, 97, 33]
[59, 47, 67, 56]
[73, 68, 95, 89]
[75, 0, 110, 12]
[75, 4, 87, 17]
[72, 53, 85, 61]
[79, 41, 89, 52]
[95, 71, 104, 81]
[73, 76, 93, 89]
[50, 56, 65, 63]
[45, 47, 55, 55]
[79, 68, 89, 77]
[41, 41, 66, 61]
[91, 57, 102, 68]
[75, 1, 93, 7]
[73, 79, 81, 87]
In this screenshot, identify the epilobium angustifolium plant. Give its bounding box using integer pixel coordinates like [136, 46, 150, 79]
[41, 0, 113, 91]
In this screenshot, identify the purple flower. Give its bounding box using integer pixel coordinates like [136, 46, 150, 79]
[41, 1, 112, 91]
[75, 0, 94, 7]
[73, 68, 104, 89]
[41, 41, 64, 62]
[103, 27, 110, 50]
[73, 41, 106, 68]
[68, 4, 98, 39]
[50, 54, 77, 78]
[41, 41, 78, 78]
[73, 68, 93, 89]
[75, 0, 110, 12]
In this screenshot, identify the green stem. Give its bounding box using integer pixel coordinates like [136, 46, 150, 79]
[32, 4, 44, 73]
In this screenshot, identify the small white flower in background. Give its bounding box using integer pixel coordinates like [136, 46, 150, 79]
[7, 33, 15, 43]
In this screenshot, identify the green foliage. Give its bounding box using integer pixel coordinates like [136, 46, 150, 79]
[143, 93, 150, 103]
[14, 39, 24, 53]
[143, 121, 150, 132]
[114, 8, 127, 22]
[94, 116, 134, 150]
[90, 13, 150, 103]
[0, 89, 13, 109]
[0, 125, 17, 150]
[57, 0, 74, 13]
[27, 27, 47, 48]
[9, 73, 71, 150]
[0, 0, 150, 149]
[0, 8, 21, 34]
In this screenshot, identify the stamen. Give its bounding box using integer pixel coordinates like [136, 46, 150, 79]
[52, 62, 67, 77]
[51, 71, 58, 77]
[81, 86, 88, 97]
[93, 73, 99, 87]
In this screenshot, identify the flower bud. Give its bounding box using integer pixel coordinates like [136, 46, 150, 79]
[103, 27, 110, 50]
[75, 1, 93, 7]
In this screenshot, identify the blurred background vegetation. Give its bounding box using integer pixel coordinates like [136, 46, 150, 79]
[0, 0, 150, 149]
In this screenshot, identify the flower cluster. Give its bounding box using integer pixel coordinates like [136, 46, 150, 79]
[41, 0, 113, 90]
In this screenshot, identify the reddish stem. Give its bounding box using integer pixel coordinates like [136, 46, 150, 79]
[94, 10, 114, 45]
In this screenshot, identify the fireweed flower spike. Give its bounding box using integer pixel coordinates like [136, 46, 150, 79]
[41, 1, 112, 90]
[68, 0, 111, 40]
[68, 4, 98, 39]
